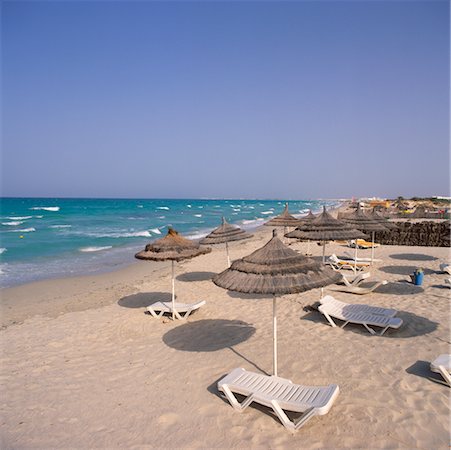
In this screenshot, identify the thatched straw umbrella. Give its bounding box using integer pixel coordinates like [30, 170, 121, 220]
[295, 210, 316, 255]
[286, 206, 366, 264]
[135, 228, 211, 319]
[369, 208, 398, 230]
[264, 203, 301, 237]
[213, 229, 341, 376]
[200, 217, 253, 267]
[341, 204, 388, 264]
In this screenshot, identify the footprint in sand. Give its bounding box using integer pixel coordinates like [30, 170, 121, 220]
[157, 412, 180, 429]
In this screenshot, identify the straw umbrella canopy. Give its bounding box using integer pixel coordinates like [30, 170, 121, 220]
[341, 204, 388, 264]
[286, 206, 367, 263]
[200, 217, 253, 267]
[264, 203, 301, 233]
[289, 210, 316, 255]
[369, 208, 398, 230]
[213, 229, 341, 376]
[135, 227, 212, 319]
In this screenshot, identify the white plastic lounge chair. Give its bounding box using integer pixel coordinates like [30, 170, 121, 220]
[349, 239, 380, 249]
[217, 367, 339, 432]
[340, 272, 371, 286]
[430, 354, 451, 387]
[318, 295, 402, 335]
[439, 263, 451, 275]
[145, 300, 206, 319]
[332, 280, 388, 295]
[320, 295, 397, 317]
[343, 251, 382, 263]
[327, 254, 370, 271]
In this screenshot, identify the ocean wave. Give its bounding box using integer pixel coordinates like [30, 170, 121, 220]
[137, 205, 144, 208]
[232, 208, 241, 212]
[2, 221, 24, 226]
[79, 246, 113, 253]
[6, 216, 32, 220]
[0, 248, 6, 254]
[30, 207, 60, 212]
[156, 206, 169, 210]
[150, 228, 162, 235]
[158, 216, 166, 219]
[50, 225, 72, 229]
[261, 211, 274, 215]
[7, 228, 36, 233]
[194, 214, 202, 217]
[187, 204, 192, 208]
[186, 231, 208, 240]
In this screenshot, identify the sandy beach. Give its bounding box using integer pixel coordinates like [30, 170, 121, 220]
[1, 223, 450, 449]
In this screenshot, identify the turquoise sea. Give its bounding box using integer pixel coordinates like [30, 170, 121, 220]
[0, 198, 339, 287]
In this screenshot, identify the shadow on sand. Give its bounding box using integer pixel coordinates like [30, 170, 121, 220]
[176, 271, 216, 282]
[379, 265, 436, 276]
[163, 319, 256, 352]
[118, 292, 173, 308]
[406, 360, 448, 387]
[389, 253, 438, 261]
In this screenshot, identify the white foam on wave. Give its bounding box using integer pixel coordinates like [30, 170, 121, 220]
[79, 246, 113, 253]
[137, 205, 144, 208]
[7, 216, 32, 220]
[0, 248, 6, 254]
[158, 216, 166, 219]
[186, 231, 208, 240]
[156, 206, 169, 210]
[150, 228, 162, 235]
[261, 211, 274, 215]
[194, 214, 202, 218]
[232, 208, 241, 212]
[50, 225, 72, 229]
[2, 221, 24, 226]
[30, 207, 60, 212]
[187, 204, 192, 208]
[7, 228, 36, 233]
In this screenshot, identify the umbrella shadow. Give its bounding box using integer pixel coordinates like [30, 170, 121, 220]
[163, 319, 256, 352]
[301, 309, 438, 338]
[176, 271, 216, 282]
[118, 292, 173, 308]
[372, 281, 424, 295]
[389, 253, 438, 261]
[163, 319, 265, 373]
[379, 265, 436, 276]
[406, 360, 448, 387]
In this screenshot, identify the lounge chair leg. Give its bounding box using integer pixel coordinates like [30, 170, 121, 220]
[437, 366, 451, 387]
[363, 324, 376, 335]
[271, 401, 316, 432]
[322, 312, 337, 328]
[222, 385, 254, 412]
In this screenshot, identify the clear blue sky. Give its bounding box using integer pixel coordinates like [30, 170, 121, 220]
[2, 1, 449, 199]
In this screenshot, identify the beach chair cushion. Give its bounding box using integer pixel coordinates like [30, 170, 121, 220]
[217, 368, 339, 432]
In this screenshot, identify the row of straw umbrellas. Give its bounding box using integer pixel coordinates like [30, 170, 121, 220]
[135, 203, 396, 376]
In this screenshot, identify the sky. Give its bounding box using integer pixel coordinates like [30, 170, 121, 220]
[2, 0, 450, 200]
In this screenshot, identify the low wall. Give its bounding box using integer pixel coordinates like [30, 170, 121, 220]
[374, 221, 450, 247]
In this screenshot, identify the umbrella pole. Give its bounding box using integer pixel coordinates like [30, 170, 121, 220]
[171, 260, 175, 320]
[371, 231, 375, 265]
[226, 241, 230, 268]
[322, 242, 326, 263]
[306, 240, 311, 256]
[354, 241, 358, 273]
[273, 295, 278, 377]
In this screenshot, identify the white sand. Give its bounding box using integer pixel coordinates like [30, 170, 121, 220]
[1, 230, 450, 448]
